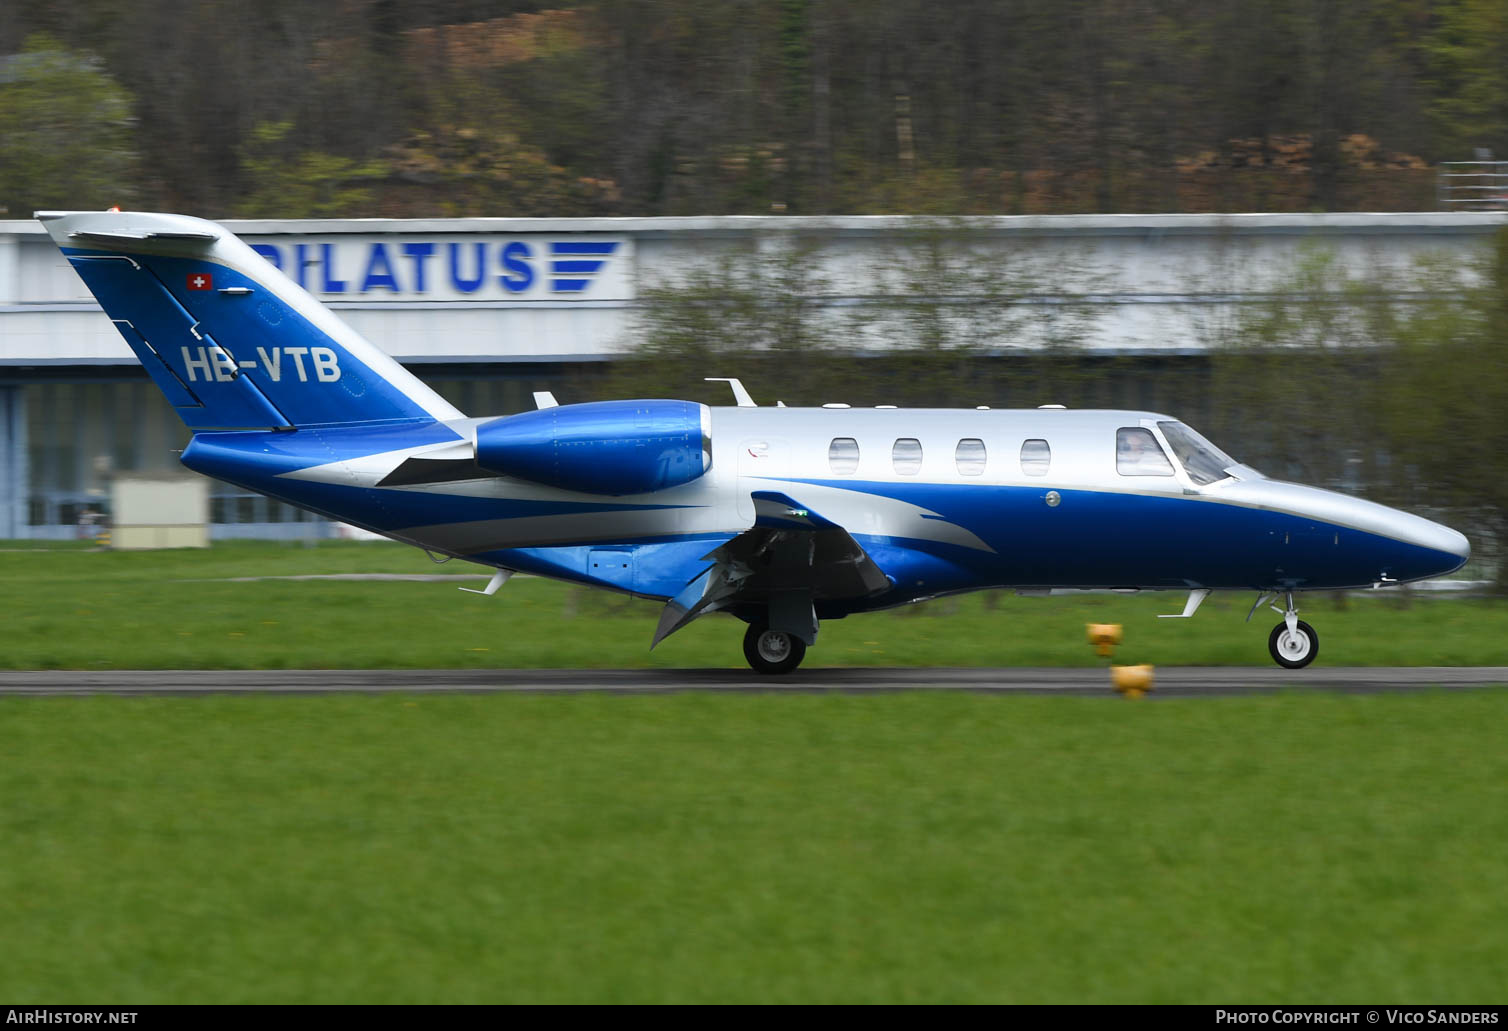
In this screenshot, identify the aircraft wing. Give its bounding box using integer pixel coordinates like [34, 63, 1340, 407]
[652, 490, 890, 648]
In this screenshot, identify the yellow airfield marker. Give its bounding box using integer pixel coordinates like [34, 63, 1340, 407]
[1087, 623, 1154, 698]
[1110, 663, 1155, 699]
[1086, 623, 1123, 658]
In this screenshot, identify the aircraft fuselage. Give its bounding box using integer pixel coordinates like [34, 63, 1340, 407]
[181, 406, 1469, 615]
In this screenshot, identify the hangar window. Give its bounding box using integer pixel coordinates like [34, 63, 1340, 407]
[1116, 427, 1175, 476]
[892, 438, 923, 475]
[828, 437, 860, 475]
[1020, 439, 1051, 476]
[955, 438, 987, 476]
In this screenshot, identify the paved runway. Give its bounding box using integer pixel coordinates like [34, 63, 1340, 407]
[2, 667, 1506, 697]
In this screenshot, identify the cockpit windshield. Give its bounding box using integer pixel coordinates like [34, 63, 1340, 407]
[1157, 421, 1240, 486]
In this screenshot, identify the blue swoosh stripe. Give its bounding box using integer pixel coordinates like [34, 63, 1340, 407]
[550, 242, 618, 255]
[552, 259, 605, 275]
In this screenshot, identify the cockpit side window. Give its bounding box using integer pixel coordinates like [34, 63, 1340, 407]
[1157, 421, 1238, 485]
[1116, 427, 1174, 476]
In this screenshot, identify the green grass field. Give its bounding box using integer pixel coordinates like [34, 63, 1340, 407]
[3, 540, 1507, 669]
[2, 691, 1505, 1003]
[5, 543, 1506, 1002]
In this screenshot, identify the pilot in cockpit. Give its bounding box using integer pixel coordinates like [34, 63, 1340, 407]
[1116, 427, 1174, 476]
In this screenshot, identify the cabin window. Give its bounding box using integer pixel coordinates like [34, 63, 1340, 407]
[892, 438, 923, 475]
[1116, 427, 1175, 476]
[829, 437, 860, 475]
[955, 438, 987, 476]
[1020, 439, 1051, 476]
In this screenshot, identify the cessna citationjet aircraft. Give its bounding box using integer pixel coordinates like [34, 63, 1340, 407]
[40, 211, 1470, 673]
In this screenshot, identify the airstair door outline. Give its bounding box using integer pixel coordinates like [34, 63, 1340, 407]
[737, 438, 790, 520]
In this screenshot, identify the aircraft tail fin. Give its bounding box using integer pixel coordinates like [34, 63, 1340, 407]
[37, 210, 462, 431]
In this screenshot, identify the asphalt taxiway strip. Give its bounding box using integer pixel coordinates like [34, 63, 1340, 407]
[1, 667, 1506, 697]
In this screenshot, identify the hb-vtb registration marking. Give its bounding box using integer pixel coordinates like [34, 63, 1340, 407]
[179, 345, 342, 383]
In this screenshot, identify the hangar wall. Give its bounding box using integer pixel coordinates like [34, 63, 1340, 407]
[1, 212, 1504, 539]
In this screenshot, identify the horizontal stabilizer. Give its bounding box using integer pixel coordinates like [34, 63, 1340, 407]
[69, 228, 218, 244]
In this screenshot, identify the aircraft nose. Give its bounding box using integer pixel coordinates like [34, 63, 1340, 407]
[1428, 522, 1470, 563]
[1387, 515, 1471, 563]
[1224, 480, 1471, 581]
[1369, 506, 1470, 578]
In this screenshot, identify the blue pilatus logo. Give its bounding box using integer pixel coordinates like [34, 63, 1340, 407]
[549, 241, 620, 293]
[248, 239, 622, 297]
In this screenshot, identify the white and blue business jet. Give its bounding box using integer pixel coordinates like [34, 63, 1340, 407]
[40, 210, 1470, 673]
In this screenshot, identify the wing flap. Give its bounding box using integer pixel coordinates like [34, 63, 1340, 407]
[651, 490, 890, 648]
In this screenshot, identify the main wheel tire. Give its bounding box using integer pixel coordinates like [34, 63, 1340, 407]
[742, 623, 807, 675]
[1268, 619, 1319, 669]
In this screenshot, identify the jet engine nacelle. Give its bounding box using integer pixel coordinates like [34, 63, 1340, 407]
[474, 399, 712, 495]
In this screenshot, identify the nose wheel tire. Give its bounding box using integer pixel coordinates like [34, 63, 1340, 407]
[1268, 619, 1318, 669]
[743, 624, 807, 675]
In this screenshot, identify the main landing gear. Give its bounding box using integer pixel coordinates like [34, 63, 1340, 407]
[743, 623, 807, 675]
[1254, 591, 1319, 669]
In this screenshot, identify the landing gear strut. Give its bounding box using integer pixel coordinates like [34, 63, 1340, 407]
[1263, 592, 1318, 669]
[743, 623, 807, 675]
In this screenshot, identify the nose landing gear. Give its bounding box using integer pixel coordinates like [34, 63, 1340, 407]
[1269, 618, 1319, 668]
[1253, 591, 1319, 669]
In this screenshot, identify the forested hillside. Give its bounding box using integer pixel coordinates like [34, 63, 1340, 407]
[4, 0, 1507, 218]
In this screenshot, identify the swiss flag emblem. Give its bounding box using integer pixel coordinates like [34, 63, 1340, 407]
[186, 272, 213, 291]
